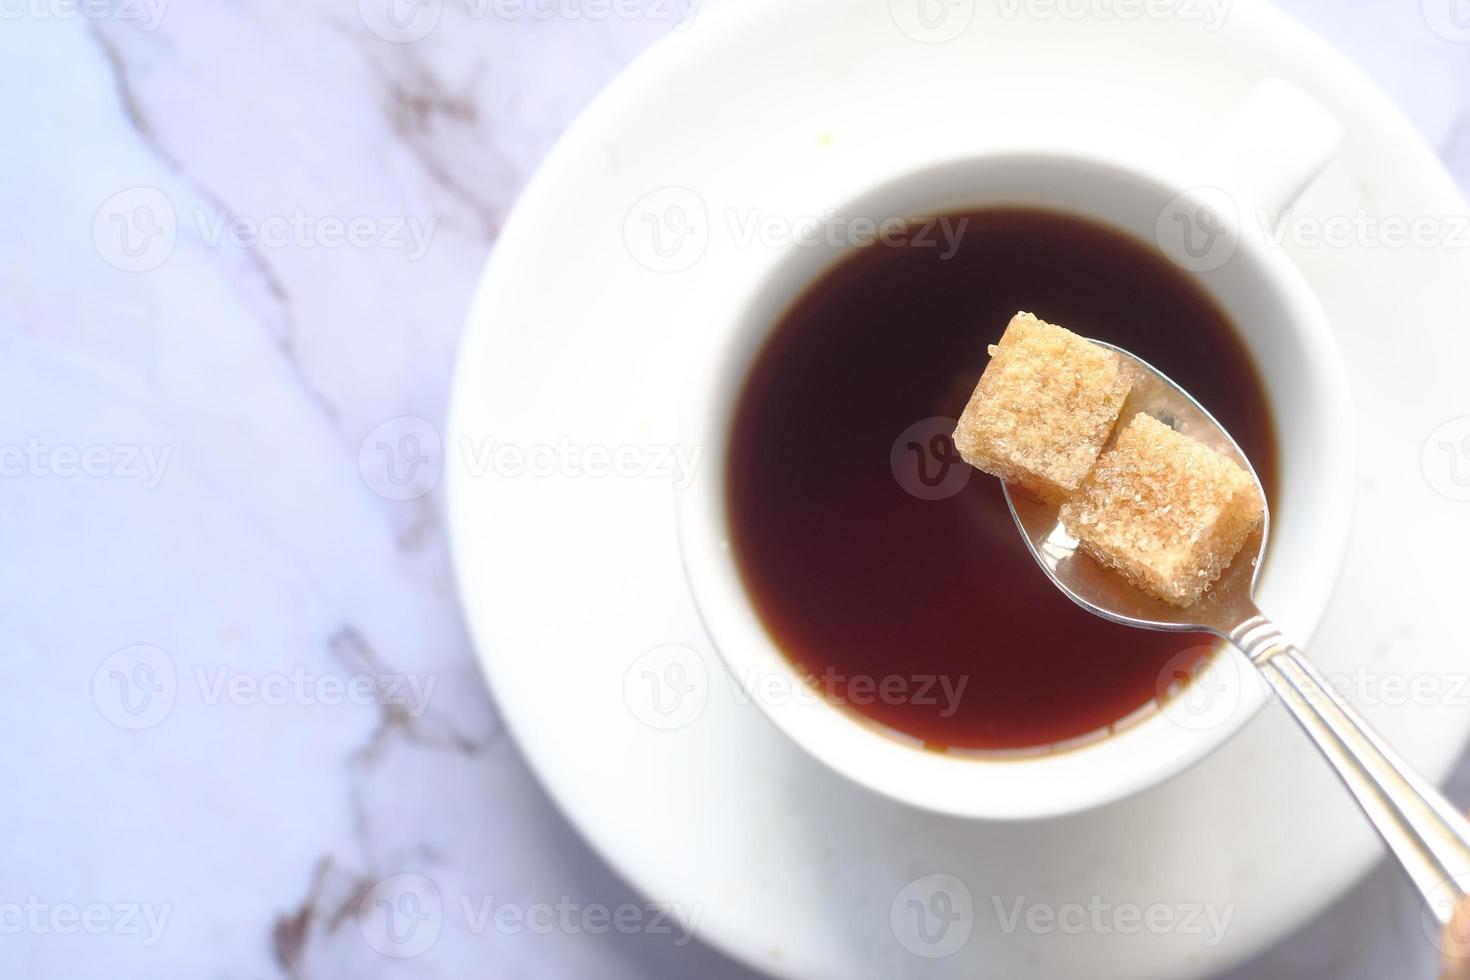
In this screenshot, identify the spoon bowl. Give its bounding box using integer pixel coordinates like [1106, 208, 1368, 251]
[995, 339, 1470, 928]
[1002, 341, 1268, 636]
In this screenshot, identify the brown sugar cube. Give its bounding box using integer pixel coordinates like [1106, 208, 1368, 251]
[1060, 413, 1265, 607]
[953, 312, 1132, 502]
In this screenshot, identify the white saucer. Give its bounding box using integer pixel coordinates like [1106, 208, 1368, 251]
[447, 1, 1470, 977]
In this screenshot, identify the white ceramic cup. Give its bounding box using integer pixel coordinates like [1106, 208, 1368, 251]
[676, 80, 1355, 820]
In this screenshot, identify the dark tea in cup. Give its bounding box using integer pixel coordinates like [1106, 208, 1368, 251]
[725, 208, 1277, 752]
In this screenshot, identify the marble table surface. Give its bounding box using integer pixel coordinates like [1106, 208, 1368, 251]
[3, 1, 1468, 977]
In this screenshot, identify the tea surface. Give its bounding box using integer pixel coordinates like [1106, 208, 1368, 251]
[726, 208, 1277, 751]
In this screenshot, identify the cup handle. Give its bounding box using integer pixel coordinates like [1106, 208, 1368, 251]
[1203, 78, 1343, 222]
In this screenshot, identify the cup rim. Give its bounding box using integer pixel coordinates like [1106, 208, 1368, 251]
[673, 149, 1355, 820]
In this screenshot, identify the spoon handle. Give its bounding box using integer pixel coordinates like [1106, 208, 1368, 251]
[1231, 615, 1470, 924]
